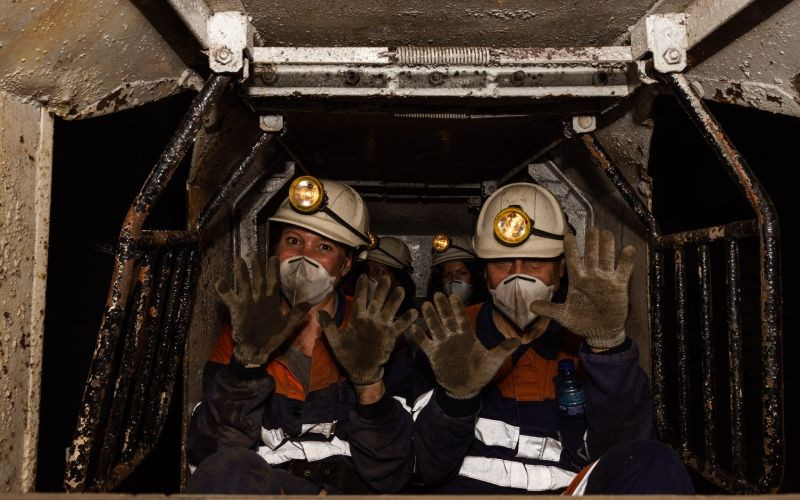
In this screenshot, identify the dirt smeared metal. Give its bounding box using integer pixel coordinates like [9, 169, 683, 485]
[64, 75, 228, 492]
[0, 0, 201, 119]
[580, 133, 660, 238]
[0, 91, 53, 493]
[658, 72, 784, 493]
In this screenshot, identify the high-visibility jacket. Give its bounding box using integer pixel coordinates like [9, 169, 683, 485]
[412, 301, 656, 493]
[186, 290, 414, 493]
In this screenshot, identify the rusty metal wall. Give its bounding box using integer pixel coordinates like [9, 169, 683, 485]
[0, 90, 54, 492]
[181, 90, 266, 486]
[548, 114, 654, 373]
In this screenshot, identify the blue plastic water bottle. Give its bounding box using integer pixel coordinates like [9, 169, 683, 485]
[556, 359, 585, 417]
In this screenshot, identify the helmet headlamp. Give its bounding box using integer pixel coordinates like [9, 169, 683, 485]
[289, 176, 325, 213]
[368, 232, 378, 250]
[432, 233, 451, 253]
[494, 206, 532, 245]
[283, 175, 373, 249]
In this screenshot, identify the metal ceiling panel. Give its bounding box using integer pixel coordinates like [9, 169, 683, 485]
[242, 0, 659, 47]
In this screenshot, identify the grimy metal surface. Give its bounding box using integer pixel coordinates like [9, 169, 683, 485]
[65, 75, 228, 492]
[196, 131, 273, 230]
[725, 239, 747, 480]
[243, 0, 658, 47]
[664, 72, 783, 492]
[580, 133, 659, 239]
[0, 91, 53, 493]
[0, 0, 203, 119]
[579, 80, 783, 490]
[672, 248, 690, 455]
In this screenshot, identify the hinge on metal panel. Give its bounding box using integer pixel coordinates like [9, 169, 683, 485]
[207, 11, 254, 74]
[630, 13, 688, 75]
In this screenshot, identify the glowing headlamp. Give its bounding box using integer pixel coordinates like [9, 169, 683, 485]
[494, 206, 532, 245]
[289, 176, 325, 213]
[432, 233, 451, 253]
[368, 232, 378, 250]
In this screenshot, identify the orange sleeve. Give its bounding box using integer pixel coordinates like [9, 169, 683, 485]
[208, 324, 234, 364]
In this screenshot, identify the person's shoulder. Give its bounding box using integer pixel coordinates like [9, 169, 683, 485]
[465, 301, 486, 326]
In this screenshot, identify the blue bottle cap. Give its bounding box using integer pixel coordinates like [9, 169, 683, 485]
[558, 359, 575, 372]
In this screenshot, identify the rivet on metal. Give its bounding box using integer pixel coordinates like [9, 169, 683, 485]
[428, 71, 445, 86]
[592, 72, 609, 86]
[344, 70, 360, 86]
[663, 48, 683, 65]
[260, 68, 278, 86]
[259, 115, 284, 133]
[214, 47, 233, 64]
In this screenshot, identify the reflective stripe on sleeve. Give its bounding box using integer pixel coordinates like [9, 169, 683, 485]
[261, 427, 286, 450]
[411, 389, 434, 421]
[257, 436, 351, 465]
[475, 417, 519, 449]
[473, 417, 563, 462]
[300, 421, 337, 438]
[516, 434, 563, 462]
[459, 455, 576, 491]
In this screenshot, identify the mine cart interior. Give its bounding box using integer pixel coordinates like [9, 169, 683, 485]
[1, 0, 798, 495]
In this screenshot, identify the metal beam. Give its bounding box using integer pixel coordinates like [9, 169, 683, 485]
[684, 0, 758, 48]
[0, 90, 53, 493]
[630, 0, 757, 73]
[247, 45, 633, 99]
[167, 0, 212, 48]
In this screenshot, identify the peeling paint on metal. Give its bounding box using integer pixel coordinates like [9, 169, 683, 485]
[688, 0, 800, 117]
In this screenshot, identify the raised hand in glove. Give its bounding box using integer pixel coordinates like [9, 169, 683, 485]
[318, 274, 417, 386]
[216, 255, 310, 366]
[530, 227, 635, 349]
[411, 293, 520, 399]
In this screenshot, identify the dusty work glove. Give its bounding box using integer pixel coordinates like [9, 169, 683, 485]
[318, 274, 417, 386]
[411, 293, 520, 399]
[216, 255, 311, 366]
[530, 227, 636, 349]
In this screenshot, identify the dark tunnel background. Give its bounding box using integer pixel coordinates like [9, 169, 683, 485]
[36, 91, 799, 492]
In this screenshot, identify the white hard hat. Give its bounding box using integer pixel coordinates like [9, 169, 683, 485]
[431, 234, 476, 266]
[366, 236, 413, 272]
[473, 182, 567, 259]
[269, 176, 372, 250]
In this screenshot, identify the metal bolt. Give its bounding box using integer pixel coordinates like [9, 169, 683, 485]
[214, 47, 233, 64]
[592, 72, 609, 86]
[511, 70, 525, 87]
[344, 70, 360, 86]
[260, 115, 284, 132]
[663, 48, 682, 65]
[260, 68, 278, 85]
[428, 71, 445, 86]
[572, 115, 596, 133]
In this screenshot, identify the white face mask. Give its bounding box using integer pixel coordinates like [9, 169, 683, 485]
[490, 274, 554, 330]
[445, 280, 473, 303]
[279, 256, 338, 306]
